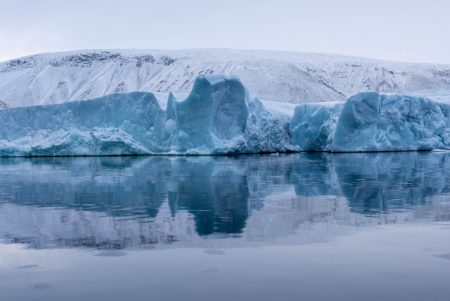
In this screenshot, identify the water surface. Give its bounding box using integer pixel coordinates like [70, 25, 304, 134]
[0, 153, 449, 301]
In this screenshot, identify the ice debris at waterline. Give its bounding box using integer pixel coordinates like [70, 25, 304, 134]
[1, 75, 450, 156]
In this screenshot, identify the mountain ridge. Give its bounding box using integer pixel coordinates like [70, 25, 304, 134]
[1, 48, 450, 107]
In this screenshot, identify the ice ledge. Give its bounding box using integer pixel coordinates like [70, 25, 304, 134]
[331, 92, 450, 152]
[290, 92, 450, 152]
[1, 75, 450, 156]
[0, 75, 294, 156]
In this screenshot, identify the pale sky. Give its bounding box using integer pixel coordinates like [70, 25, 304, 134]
[1, 0, 450, 64]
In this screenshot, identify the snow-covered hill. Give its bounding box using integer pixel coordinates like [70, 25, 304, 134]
[1, 49, 450, 107]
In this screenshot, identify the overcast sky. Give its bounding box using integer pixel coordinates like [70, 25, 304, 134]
[1, 0, 449, 64]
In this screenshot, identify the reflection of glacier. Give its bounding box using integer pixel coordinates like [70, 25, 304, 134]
[0, 153, 449, 249]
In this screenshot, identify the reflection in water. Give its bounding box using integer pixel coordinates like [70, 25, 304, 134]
[0, 152, 449, 249]
[335, 153, 449, 214]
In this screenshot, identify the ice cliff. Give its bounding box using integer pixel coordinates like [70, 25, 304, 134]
[332, 93, 450, 151]
[290, 102, 343, 151]
[290, 92, 450, 151]
[0, 75, 294, 156]
[1, 74, 450, 156]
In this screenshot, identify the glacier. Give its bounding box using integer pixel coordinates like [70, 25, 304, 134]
[290, 102, 343, 151]
[1, 74, 450, 156]
[0, 75, 295, 156]
[332, 93, 450, 152]
[290, 92, 450, 152]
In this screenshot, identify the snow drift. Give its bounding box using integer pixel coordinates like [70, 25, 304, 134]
[1, 74, 450, 156]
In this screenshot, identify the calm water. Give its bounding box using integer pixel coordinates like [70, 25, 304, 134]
[0, 153, 449, 301]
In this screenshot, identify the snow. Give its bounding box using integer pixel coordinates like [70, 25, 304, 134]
[260, 100, 297, 118]
[1, 49, 450, 107]
[0, 101, 7, 109]
[0, 75, 295, 156]
[410, 89, 450, 104]
[164, 75, 250, 152]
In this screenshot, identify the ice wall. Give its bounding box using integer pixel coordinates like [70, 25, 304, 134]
[1, 73, 450, 156]
[0, 75, 294, 156]
[163, 75, 249, 152]
[290, 102, 342, 151]
[289, 92, 450, 152]
[0, 92, 165, 156]
[331, 93, 450, 152]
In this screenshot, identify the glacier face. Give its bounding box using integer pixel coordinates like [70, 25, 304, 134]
[2, 49, 450, 107]
[164, 75, 249, 152]
[0, 92, 165, 156]
[1, 74, 450, 156]
[332, 93, 450, 152]
[290, 102, 343, 151]
[290, 92, 450, 152]
[0, 75, 295, 156]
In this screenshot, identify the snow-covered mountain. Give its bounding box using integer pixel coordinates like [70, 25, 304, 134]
[0, 101, 8, 109]
[1, 49, 450, 107]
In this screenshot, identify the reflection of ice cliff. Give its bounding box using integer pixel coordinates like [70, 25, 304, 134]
[0, 153, 449, 249]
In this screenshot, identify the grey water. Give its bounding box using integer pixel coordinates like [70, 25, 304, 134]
[0, 152, 449, 301]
